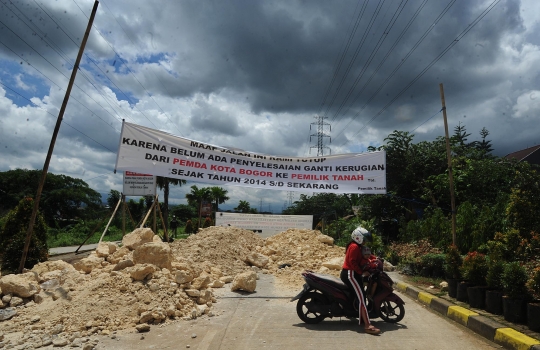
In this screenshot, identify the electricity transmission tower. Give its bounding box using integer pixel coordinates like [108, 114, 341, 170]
[287, 191, 294, 207]
[310, 116, 331, 156]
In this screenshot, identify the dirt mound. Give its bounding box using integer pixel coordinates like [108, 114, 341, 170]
[0, 226, 345, 346]
[261, 228, 345, 291]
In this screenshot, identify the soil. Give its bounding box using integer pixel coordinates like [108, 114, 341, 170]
[0, 226, 344, 347]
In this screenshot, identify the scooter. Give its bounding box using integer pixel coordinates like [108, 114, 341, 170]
[291, 270, 405, 324]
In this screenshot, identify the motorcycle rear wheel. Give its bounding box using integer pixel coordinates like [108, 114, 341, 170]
[379, 300, 405, 323]
[296, 292, 328, 324]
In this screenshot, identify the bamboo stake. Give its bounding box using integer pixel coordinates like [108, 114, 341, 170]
[98, 196, 122, 244]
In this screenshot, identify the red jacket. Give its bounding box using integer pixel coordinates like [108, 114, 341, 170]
[342, 243, 364, 275]
[360, 255, 379, 272]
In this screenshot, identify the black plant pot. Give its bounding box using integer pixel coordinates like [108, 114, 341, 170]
[447, 279, 458, 298]
[457, 282, 473, 302]
[502, 296, 527, 323]
[467, 286, 488, 309]
[485, 289, 503, 315]
[527, 302, 540, 332]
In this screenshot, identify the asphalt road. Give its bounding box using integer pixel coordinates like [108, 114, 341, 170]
[96, 273, 501, 350]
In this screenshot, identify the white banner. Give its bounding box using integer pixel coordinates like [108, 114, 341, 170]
[115, 122, 386, 194]
[215, 212, 313, 234]
[122, 171, 156, 196]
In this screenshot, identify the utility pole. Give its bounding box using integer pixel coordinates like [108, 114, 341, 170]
[310, 116, 331, 156]
[439, 83, 457, 246]
[18, 1, 100, 273]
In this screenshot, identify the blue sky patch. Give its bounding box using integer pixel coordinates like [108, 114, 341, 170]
[0, 59, 50, 107]
[136, 52, 168, 65]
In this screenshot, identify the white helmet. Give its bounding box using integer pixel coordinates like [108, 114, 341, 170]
[351, 226, 370, 245]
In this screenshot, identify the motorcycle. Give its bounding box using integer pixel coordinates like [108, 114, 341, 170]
[291, 269, 405, 324]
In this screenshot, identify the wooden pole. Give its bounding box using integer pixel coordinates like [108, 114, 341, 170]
[126, 204, 137, 229]
[153, 197, 157, 234]
[156, 198, 169, 242]
[75, 213, 108, 254]
[98, 196, 122, 244]
[122, 194, 126, 236]
[18, 0, 99, 273]
[140, 195, 158, 229]
[439, 83, 457, 246]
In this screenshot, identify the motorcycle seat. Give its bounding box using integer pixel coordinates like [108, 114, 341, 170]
[306, 271, 349, 290]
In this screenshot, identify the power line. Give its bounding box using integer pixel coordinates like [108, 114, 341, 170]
[331, 0, 459, 145]
[0, 39, 121, 131]
[331, 0, 428, 139]
[73, 0, 182, 134]
[13, 0, 135, 124]
[317, 0, 367, 116]
[410, 108, 443, 133]
[321, 0, 384, 119]
[0, 81, 116, 153]
[98, 0, 185, 137]
[340, 0, 501, 146]
[0, 6, 127, 129]
[329, 0, 408, 123]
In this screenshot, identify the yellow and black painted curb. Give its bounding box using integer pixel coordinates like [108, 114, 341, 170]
[395, 282, 540, 350]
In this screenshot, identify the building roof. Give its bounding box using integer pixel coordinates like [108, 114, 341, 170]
[505, 144, 540, 164]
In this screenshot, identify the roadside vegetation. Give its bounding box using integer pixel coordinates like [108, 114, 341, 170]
[1, 124, 539, 299]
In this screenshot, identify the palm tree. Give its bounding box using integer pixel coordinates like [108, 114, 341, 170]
[234, 200, 257, 213]
[185, 185, 211, 229]
[156, 176, 187, 233]
[209, 186, 229, 219]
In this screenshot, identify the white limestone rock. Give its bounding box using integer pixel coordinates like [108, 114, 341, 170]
[230, 271, 257, 293]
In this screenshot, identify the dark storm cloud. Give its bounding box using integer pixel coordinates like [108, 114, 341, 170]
[1, 0, 539, 208]
[189, 99, 245, 136]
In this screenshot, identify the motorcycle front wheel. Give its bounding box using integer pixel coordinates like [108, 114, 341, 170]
[296, 292, 328, 324]
[379, 300, 405, 323]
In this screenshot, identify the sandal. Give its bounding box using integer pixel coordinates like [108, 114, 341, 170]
[364, 326, 381, 335]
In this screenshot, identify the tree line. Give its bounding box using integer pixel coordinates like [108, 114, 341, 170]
[285, 124, 540, 255]
[1, 123, 539, 273]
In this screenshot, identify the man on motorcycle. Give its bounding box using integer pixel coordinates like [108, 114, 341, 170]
[340, 227, 381, 335]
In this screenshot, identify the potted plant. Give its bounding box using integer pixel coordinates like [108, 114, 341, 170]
[461, 252, 489, 308]
[444, 245, 462, 298]
[501, 261, 530, 323]
[485, 260, 505, 315]
[526, 266, 540, 331]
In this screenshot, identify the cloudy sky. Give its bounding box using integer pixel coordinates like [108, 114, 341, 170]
[1, 0, 539, 212]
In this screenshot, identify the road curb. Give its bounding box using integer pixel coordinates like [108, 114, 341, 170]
[395, 281, 540, 350]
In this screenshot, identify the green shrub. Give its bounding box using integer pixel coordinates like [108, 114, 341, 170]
[420, 253, 446, 278]
[486, 259, 504, 289]
[501, 262, 530, 300]
[385, 249, 399, 266]
[444, 244, 462, 279]
[460, 251, 488, 285]
[0, 198, 49, 272]
[527, 267, 540, 300]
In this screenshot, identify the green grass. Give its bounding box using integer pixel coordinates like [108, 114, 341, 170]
[405, 275, 444, 288]
[47, 230, 124, 248]
[47, 227, 190, 248]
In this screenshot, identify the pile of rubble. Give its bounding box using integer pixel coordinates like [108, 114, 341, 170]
[0, 226, 346, 348]
[260, 228, 346, 290]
